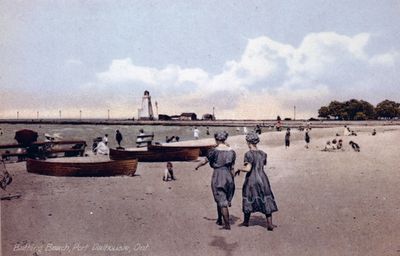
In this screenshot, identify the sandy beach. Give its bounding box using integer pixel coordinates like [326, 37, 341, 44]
[1, 125, 400, 256]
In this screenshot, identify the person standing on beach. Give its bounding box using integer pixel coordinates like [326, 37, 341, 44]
[195, 131, 236, 230]
[285, 128, 291, 148]
[234, 132, 278, 231]
[115, 130, 123, 147]
[305, 128, 310, 148]
[193, 127, 200, 140]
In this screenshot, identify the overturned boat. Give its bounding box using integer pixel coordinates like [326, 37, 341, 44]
[26, 157, 138, 177]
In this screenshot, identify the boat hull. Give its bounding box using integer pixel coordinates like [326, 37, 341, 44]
[109, 147, 200, 162]
[148, 144, 215, 157]
[26, 158, 138, 177]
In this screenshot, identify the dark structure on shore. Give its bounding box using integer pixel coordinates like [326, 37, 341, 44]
[202, 113, 215, 121]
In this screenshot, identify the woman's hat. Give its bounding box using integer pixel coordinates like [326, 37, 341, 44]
[245, 131, 260, 144]
[214, 131, 228, 141]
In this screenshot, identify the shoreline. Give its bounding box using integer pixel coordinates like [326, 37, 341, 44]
[1, 119, 399, 127]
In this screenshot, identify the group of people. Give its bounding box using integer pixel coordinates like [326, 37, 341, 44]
[322, 138, 344, 151]
[195, 131, 278, 231]
[92, 130, 124, 155]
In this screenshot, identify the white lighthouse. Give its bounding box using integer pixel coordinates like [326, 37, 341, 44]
[138, 90, 154, 120]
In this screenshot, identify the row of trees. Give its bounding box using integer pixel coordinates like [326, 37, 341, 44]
[318, 99, 400, 120]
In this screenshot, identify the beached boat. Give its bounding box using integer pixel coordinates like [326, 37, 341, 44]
[148, 144, 215, 157]
[26, 158, 138, 177]
[109, 147, 200, 162]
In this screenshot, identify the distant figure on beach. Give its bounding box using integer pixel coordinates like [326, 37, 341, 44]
[275, 121, 281, 131]
[372, 129, 377, 136]
[94, 140, 109, 155]
[166, 136, 174, 143]
[103, 134, 109, 145]
[255, 125, 262, 135]
[163, 162, 176, 181]
[337, 139, 343, 150]
[332, 139, 337, 149]
[344, 125, 351, 136]
[305, 128, 310, 148]
[349, 141, 360, 152]
[322, 141, 334, 151]
[206, 127, 210, 135]
[193, 127, 200, 139]
[0, 128, 3, 136]
[0, 160, 12, 190]
[285, 128, 291, 148]
[195, 131, 236, 230]
[136, 129, 148, 147]
[234, 132, 278, 231]
[243, 127, 248, 134]
[115, 130, 123, 147]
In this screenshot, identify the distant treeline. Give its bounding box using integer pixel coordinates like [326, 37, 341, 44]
[318, 99, 400, 120]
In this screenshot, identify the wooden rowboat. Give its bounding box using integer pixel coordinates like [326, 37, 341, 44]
[26, 158, 138, 177]
[148, 144, 215, 157]
[109, 147, 200, 162]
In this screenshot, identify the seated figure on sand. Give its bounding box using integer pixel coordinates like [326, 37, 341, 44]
[344, 125, 351, 136]
[322, 141, 335, 151]
[336, 139, 344, 150]
[94, 139, 109, 155]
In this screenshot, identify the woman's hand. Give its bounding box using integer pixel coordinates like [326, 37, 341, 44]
[234, 170, 241, 176]
[194, 158, 208, 171]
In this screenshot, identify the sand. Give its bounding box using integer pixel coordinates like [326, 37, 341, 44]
[1, 125, 400, 256]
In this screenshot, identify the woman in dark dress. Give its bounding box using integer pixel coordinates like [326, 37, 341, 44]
[195, 131, 236, 230]
[235, 132, 278, 231]
[305, 128, 310, 148]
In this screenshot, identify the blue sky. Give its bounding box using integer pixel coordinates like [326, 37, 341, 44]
[1, 0, 399, 119]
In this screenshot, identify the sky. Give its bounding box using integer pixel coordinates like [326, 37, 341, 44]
[1, 0, 399, 119]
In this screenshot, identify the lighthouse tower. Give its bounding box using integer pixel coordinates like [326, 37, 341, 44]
[138, 90, 154, 120]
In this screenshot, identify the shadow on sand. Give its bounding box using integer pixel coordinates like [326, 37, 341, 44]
[203, 214, 240, 225]
[209, 236, 239, 256]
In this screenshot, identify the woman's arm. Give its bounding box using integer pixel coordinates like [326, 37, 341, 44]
[234, 162, 252, 176]
[194, 158, 209, 170]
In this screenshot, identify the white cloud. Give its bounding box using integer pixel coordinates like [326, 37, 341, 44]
[96, 58, 209, 87]
[80, 32, 400, 119]
[369, 51, 400, 66]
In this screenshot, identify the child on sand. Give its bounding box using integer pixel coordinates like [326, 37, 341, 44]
[163, 162, 176, 181]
